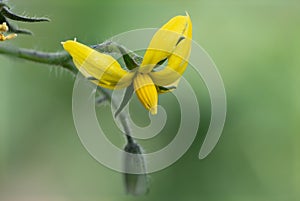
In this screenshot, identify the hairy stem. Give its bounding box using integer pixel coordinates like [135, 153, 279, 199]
[0, 45, 74, 72]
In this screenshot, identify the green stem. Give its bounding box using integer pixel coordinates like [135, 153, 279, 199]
[0, 45, 75, 72]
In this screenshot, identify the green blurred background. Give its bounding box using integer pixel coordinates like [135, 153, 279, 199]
[1, 0, 299, 200]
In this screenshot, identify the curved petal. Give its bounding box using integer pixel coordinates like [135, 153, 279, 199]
[62, 40, 134, 89]
[150, 13, 192, 86]
[139, 13, 192, 73]
[133, 73, 158, 115]
[150, 35, 191, 86]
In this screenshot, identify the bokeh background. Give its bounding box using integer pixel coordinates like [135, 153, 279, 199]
[1, 0, 299, 200]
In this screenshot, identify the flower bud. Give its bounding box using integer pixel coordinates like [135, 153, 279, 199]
[0, 22, 8, 32]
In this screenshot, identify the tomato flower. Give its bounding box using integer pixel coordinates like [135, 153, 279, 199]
[62, 13, 192, 115]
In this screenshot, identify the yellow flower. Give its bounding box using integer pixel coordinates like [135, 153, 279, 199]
[0, 22, 17, 41]
[62, 13, 192, 115]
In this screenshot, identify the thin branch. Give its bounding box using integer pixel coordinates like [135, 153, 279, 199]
[0, 45, 75, 72]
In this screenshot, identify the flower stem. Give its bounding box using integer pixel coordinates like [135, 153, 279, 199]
[0, 45, 74, 72]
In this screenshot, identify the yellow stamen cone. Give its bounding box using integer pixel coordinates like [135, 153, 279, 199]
[133, 73, 158, 115]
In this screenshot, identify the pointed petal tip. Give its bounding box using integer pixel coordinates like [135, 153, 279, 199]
[61, 39, 77, 50]
[61, 38, 78, 46]
[185, 12, 191, 22]
[150, 106, 157, 115]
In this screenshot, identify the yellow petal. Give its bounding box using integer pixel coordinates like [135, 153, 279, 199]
[150, 13, 192, 86]
[0, 33, 17, 41]
[62, 40, 133, 89]
[139, 13, 192, 73]
[150, 36, 191, 86]
[133, 73, 158, 115]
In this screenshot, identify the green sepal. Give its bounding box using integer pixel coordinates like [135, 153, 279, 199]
[117, 45, 141, 70]
[115, 83, 134, 118]
[156, 85, 176, 94]
[0, 6, 49, 22]
[92, 41, 143, 71]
